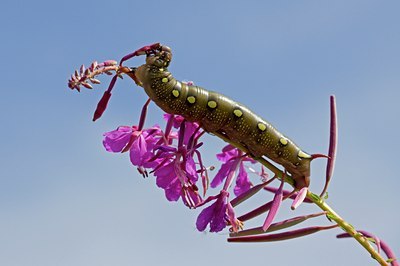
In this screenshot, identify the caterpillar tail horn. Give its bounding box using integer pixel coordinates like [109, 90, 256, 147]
[310, 154, 330, 160]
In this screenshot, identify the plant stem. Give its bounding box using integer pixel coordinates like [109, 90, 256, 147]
[306, 191, 389, 266]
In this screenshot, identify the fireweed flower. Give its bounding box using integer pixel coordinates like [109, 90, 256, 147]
[211, 145, 256, 197]
[103, 125, 163, 171]
[196, 190, 241, 233]
[153, 146, 201, 207]
[153, 120, 203, 208]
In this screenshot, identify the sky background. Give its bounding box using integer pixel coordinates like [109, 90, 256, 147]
[1, 1, 399, 265]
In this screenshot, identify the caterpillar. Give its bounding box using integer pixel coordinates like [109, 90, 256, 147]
[120, 43, 324, 189]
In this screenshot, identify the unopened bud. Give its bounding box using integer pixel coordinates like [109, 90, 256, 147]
[90, 61, 98, 71]
[92, 91, 112, 121]
[80, 64, 85, 75]
[89, 78, 101, 84]
[81, 82, 93, 89]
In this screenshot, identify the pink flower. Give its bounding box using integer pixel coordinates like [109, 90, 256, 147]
[196, 190, 241, 233]
[153, 148, 201, 207]
[103, 125, 162, 170]
[152, 119, 204, 208]
[211, 145, 255, 196]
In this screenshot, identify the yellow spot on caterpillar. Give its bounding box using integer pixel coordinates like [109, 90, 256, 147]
[187, 96, 196, 104]
[233, 109, 243, 117]
[162, 77, 168, 83]
[159, 68, 164, 72]
[279, 138, 288, 145]
[257, 123, 266, 131]
[298, 150, 311, 159]
[208, 101, 217, 108]
[172, 90, 180, 97]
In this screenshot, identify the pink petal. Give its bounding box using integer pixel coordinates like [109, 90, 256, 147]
[164, 179, 181, 201]
[155, 162, 176, 188]
[210, 160, 235, 188]
[130, 135, 147, 166]
[196, 203, 215, 231]
[216, 145, 237, 162]
[185, 156, 199, 182]
[102, 126, 132, 152]
[233, 163, 252, 196]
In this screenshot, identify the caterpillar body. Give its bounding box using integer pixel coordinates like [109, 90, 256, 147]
[125, 44, 317, 189]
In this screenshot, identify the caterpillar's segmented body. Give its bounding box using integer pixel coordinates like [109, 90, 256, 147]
[129, 45, 313, 189]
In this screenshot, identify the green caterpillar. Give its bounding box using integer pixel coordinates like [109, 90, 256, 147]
[122, 43, 322, 189]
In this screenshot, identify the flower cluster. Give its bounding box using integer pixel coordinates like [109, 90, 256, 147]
[68, 60, 119, 91]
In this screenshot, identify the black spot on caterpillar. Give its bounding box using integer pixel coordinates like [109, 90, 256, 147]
[124, 44, 323, 189]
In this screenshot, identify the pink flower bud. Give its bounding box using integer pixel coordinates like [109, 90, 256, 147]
[79, 64, 85, 75]
[90, 61, 98, 71]
[89, 78, 101, 84]
[93, 91, 111, 121]
[81, 82, 93, 89]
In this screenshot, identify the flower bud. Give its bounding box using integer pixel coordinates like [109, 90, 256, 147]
[93, 91, 111, 121]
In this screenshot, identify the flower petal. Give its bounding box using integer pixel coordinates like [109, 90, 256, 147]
[234, 163, 252, 196]
[196, 203, 215, 232]
[185, 156, 199, 182]
[216, 145, 238, 162]
[155, 162, 176, 189]
[196, 191, 229, 233]
[210, 197, 227, 232]
[211, 160, 235, 188]
[102, 126, 132, 152]
[164, 178, 182, 202]
[130, 134, 147, 166]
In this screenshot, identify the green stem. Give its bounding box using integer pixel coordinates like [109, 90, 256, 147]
[307, 191, 388, 266]
[214, 131, 389, 265]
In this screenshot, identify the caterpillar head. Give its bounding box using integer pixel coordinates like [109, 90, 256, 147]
[146, 45, 172, 68]
[289, 153, 329, 189]
[290, 160, 311, 189]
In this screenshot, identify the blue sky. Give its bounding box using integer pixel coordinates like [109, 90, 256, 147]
[1, 1, 399, 265]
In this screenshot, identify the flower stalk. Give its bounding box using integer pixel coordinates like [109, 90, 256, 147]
[309, 193, 390, 265]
